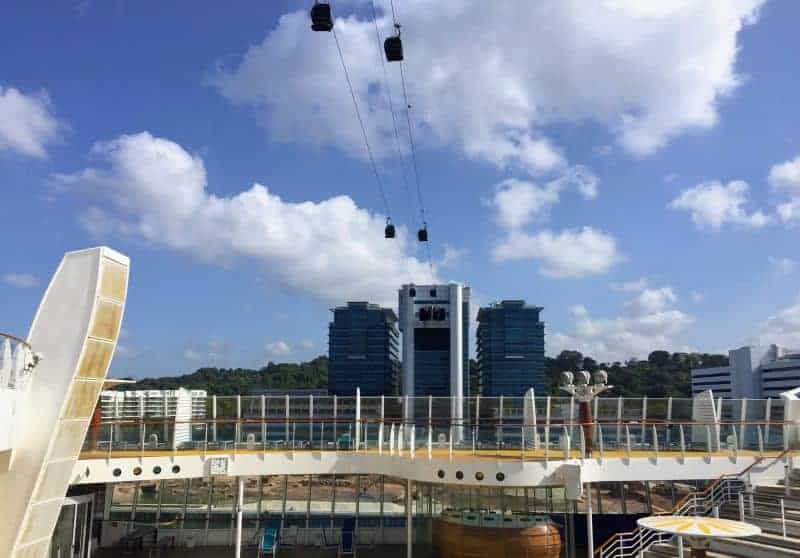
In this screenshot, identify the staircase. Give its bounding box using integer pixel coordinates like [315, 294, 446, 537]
[597, 454, 800, 558]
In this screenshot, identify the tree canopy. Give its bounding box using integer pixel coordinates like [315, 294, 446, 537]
[118, 350, 728, 398]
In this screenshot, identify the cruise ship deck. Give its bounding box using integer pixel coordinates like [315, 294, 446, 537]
[2, 248, 799, 558]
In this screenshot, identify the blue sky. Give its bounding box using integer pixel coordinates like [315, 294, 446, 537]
[2, 1, 800, 378]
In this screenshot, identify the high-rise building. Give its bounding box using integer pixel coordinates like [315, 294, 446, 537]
[398, 284, 470, 400]
[328, 302, 400, 396]
[476, 300, 545, 396]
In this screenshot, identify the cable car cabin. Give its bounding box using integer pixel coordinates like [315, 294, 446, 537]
[310, 3, 333, 32]
[384, 36, 403, 62]
[417, 227, 428, 242]
[385, 221, 396, 239]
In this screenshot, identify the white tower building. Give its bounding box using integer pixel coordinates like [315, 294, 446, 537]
[398, 283, 469, 422]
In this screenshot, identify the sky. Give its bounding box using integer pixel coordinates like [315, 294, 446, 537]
[2, 0, 800, 378]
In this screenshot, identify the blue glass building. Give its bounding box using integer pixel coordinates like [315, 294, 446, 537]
[476, 300, 545, 396]
[328, 302, 400, 396]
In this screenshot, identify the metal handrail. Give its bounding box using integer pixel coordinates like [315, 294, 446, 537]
[595, 449, 792, 558]
[0, 331, 32, 349]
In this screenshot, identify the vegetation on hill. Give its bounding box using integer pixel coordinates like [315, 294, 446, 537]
[543, 350, 729, 397]
[120, 357, 328, 395]
[119, 351, 728, 398]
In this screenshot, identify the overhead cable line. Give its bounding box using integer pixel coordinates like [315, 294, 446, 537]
[388, 0, 434, 278]
[331, 26, 393, 219]
[369, 0, 417, 230]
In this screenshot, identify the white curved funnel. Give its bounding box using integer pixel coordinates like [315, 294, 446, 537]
[0, 247, 129, 558]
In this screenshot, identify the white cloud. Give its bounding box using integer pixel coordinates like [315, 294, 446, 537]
[486, 166, 615, 278]
[550, 285, 694, 362]
[115, 344, 141, 359]
[768, 154, 800, 222]
[210, 1, 761, 169]
[1, 273, 39, 288]
[183, 339, 231, 364]
[489, 179, 561, 230]
[669, 180, 769, 230]
[690, 291, 704, 303]
[610, 277, 648, 293]
[183, 347, 203, 361]
[493, 227, 622, 278]
[51, 131, 437, 306]
[768, 256, 796, 275]
[757, 293, 800, 349]
[299, 339, 315, 350]
[440, 244, 467, 268]
[487, 166, 600, 231]
[266, 340, 292, 356]
[0, 85, 62, 158]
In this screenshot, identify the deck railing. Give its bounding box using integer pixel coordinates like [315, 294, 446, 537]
[80, 413, 797, 460]
[595, 449, 792, 558]
[0, 332, 39, 391]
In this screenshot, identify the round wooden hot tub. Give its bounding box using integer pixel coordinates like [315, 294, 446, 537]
[433, 510, 561, 558]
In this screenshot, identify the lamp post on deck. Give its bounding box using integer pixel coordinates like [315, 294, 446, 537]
[559, 370, 611, 457]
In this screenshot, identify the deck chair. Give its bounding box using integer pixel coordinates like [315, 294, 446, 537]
[257, 520, 281, 558]
[338, 518, 356, 558]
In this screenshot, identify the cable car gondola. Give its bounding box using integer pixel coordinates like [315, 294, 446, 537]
[385, 218, 396, 239]
[310, 2, 333, 32]
[384, 25, 403, 62]
[417, 224, 428, 242]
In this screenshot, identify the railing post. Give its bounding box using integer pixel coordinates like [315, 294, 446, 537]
[638, 528, 644, 558]
[738, 492, 745, 521]
[530, 389, 539, 450]
[521, 425, 525, 461]
[780, 498, 787, 539]
[597, 424, 604, 461]
[641, 396, 648, 448]
[212, 394, 217, 443]
[579, 426, 586, 460]
[260, 395, 266, 449]
[625, 425, 632, 458]
[785, 456, 791, 496]
[616, 397, 623, 448]
[309, 394, 314, 449]
[666, 397, 673, 448]
[677, 536, 683, 558]
[545, 395, 551, 461]
[333, 394, 338, 443]
[355, 388, 361, 452]
[410, 425, 415, 459]
[679, 425, 686, 461]
[739, 398, 747, 450]
[563, 426, 571, 460]
[449, 429, 453, 461]
[236, 395, 242, 448]
[652, 425, 658, 462]
[390, 423, 396, 454]
[757, 425, 764, 458]
[284, 395, 290, 444]
[764, 397, 772, 447]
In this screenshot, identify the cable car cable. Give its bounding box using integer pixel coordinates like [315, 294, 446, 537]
[331, 26, 393, 220]
[389, 0, 434, 278]
[369, 0, 417, 230]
